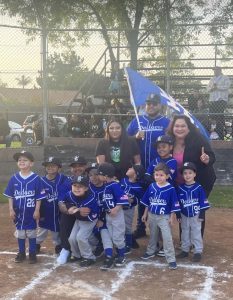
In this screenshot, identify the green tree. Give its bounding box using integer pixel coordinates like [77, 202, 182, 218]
[15, 75, 31, 89]
[36, 50, 108, 94]
[1, 0, 208, 70]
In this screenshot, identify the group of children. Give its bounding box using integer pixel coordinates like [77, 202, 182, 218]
[4, 134, 210, 270]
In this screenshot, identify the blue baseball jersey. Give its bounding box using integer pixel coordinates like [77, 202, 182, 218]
[177, 182, 210, 217]
[102, 181, 129, 211]
[39, 173, 70, 232]
[4, 172, 46, 230]
[146, 156, 177, 184]
[89, 183, 107, 231]
[63, 190, 99, 222]
[141, 182, 180, 215]
[120, 177, 144, 208]
[127, 115, 170, 168]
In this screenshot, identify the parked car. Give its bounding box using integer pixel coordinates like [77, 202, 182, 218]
[8, 121, 24, 141]
[22, 114, 67, 135]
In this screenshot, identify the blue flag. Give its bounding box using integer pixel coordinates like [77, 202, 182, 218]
[125, 67, 209, 139]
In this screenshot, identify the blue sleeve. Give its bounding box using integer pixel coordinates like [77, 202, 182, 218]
[140, 186, 151, 207]
[35, 177, 46, 201]
[170, 188, 181, 213]
[199, 187, 210, 210]
[3, 176, 14, 198]
[146, 161, 155, 176]
[113, 184, 129, 206]
[127, 118, 138, 136]
[58, 177, 71, 201]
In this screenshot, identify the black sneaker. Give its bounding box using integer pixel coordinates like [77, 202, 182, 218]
[79, 258, 95, 267]
[15, 252, 26, 263]
[69, 256, 82, 263]
[125, 246, 132, 255]
[133, 228, 146, 239]
[115, 256, 126, 267]
[36, 244, 41, 254]
[93, 245, 104, 258]
[192, 253, 202, 262]
[100, 256, 115, 270]
[176, 251, 189, 259]
[29, 253, 37, 264]
[141, 252, 155, 260]
[55, 244, 62, 254]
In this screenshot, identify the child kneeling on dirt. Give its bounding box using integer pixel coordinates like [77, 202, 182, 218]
[66, 175, 99, 267]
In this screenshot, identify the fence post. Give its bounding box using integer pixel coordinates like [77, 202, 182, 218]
[165, 0, 171, 94]
[41, 27, 49, 140]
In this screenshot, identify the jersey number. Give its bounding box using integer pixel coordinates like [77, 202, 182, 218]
[160, 207, 165, 214]
[26, 198, 35, 208]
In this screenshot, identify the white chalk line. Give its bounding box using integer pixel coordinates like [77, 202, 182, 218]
[0, 251, 214, 300]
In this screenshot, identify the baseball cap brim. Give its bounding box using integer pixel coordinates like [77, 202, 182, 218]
[13, 152, 34, 162]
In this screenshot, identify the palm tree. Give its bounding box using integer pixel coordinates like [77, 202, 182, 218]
[15, 75, 31, 89]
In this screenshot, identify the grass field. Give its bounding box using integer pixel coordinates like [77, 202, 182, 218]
[0, 183, 232, 208]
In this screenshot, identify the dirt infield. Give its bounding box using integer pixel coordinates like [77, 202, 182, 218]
[0, 203, 233, 300]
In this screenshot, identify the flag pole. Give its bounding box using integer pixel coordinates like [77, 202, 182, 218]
[124, 67, 142, 131]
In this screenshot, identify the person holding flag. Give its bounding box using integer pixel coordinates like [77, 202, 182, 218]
[127, 94, 170, 239]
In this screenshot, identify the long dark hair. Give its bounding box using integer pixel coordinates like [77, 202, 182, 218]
[166, 115, 199, 139]
[104, 118, 133, 169]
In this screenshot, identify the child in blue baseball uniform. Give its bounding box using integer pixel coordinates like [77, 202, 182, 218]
[66, 175, 99, 267]
[36, 157, 70, 255]
[86, 162, 105, 258]
[4, 150, 46, 264]
[176, 162, 210, 262]
[97, 162, 129, 269]
[120, 164, 145, 254]
[141, 162, 181, 270]
[146, 135, 177, 184]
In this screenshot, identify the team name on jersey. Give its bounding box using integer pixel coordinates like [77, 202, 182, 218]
[14, 189, 35, 199]
[103, 194, 113, 200]
[141, 125, 164, 131]
[180, 198, 199, 207]
[149, 196, 167, 205]
[46, 192, 58, 202]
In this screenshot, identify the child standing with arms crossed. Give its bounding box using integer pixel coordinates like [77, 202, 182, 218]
[176, 162, 210, 262]
[141, 162, 181, 270]
[4, 150, 46, 264]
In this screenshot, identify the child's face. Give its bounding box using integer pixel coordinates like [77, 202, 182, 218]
[154, 170, 169, 185]
[126, 167, 136, 179]
[45, 163, 60, 175]
[17, 156, 33, 170]
[98, 174, 107, 183]
[89, 169, 102, 186]
[182, 169, 196, 184]
[72, 183, 88, 196]
[71, 164, 86, 176]
[157, 143, 172, 158]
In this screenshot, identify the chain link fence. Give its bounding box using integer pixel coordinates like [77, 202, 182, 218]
[0, 9, 233, 145]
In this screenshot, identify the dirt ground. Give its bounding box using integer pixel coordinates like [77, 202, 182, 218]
[0, 203, 233, 300]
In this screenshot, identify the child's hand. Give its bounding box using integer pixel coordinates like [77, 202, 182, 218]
[79, 207, 90, 217]
[68, 206, 79, 215]
[96, 220, 104, 228]
[169, 214, 176, 226]
[109, 206, 120, 217]
[141, 214, 147, 223]
[33, 210, 40, 221]
[9, 208, 15, 220]
[128, 196, 134, 204]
